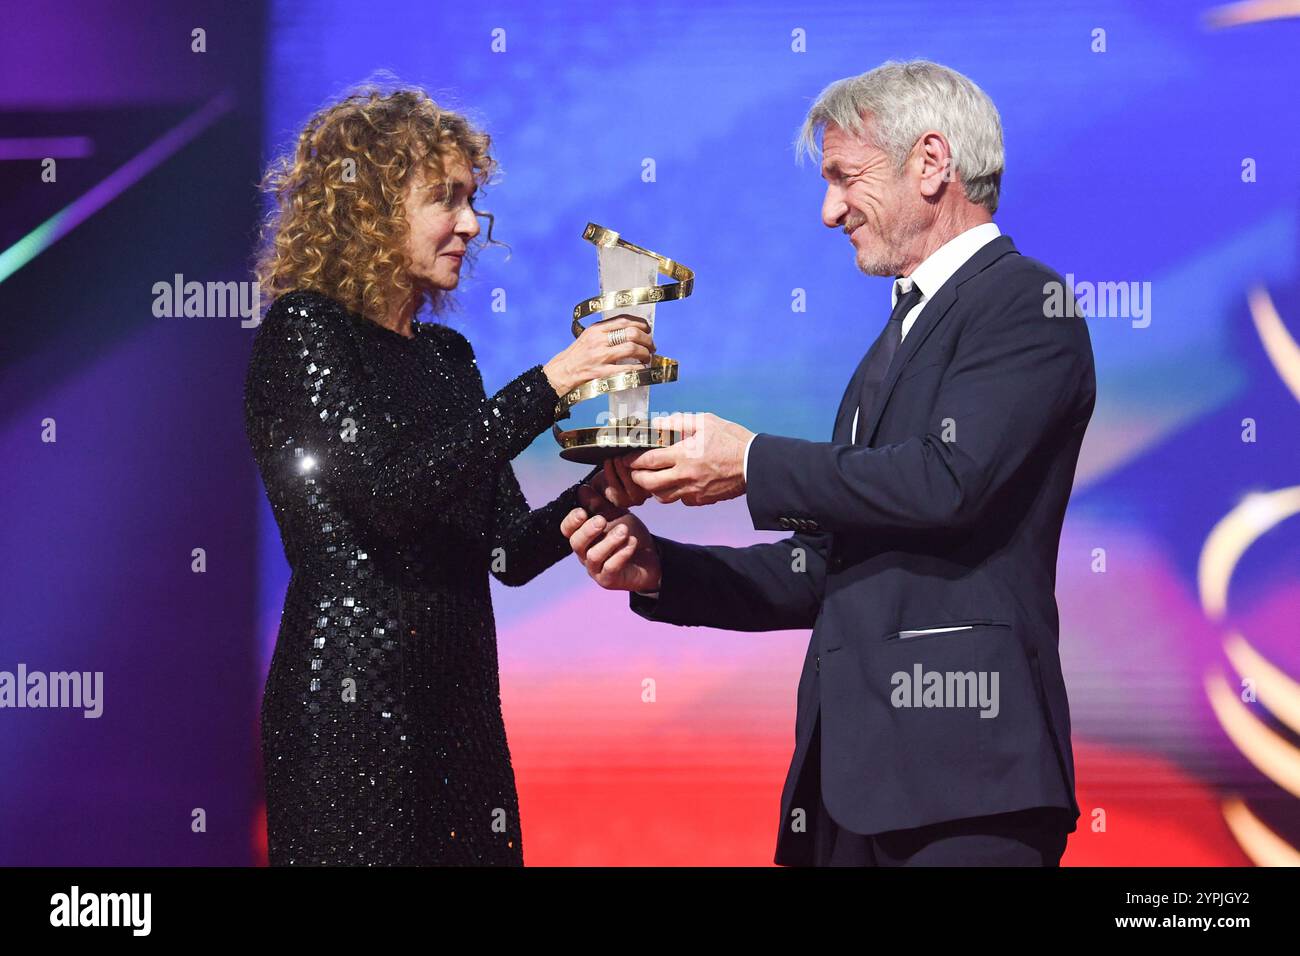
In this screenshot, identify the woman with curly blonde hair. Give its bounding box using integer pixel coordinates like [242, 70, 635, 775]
[244, 83, 649, 866]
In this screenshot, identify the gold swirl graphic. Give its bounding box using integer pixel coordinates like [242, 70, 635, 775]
[1204, 0, 1300, 29]
[1205, 670, 1300, 799]
[1198, 287, 1300, 867]
[1222, 796, 1300, 866]
[1199, 488, 1300, 619]
[1200, 0, 1300, 862]
[1248, 286, 1300, 404]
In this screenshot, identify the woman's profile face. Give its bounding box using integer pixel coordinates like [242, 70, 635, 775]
[403, 158, 481, 292]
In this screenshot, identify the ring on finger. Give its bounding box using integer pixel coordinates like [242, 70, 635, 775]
[606, 327, 627, 347]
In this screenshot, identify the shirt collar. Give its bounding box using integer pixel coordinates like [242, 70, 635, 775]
[892, 221, 1002, 306]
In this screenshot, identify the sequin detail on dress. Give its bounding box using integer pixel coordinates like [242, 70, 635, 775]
[243, 289, 597, 865]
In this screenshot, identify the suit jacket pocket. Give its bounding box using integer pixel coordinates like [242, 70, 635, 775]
[881, 619, 1010, 642]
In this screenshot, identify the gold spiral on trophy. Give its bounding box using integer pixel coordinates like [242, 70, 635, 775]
[553, 223, 695, 463]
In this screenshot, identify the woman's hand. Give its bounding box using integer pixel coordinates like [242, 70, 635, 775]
[586, 456, 651, 511]
[542, 314, 655, 397]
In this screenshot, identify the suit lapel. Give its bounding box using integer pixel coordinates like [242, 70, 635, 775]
[832, 348, 875, 442]
[857, 234, 1019, 448]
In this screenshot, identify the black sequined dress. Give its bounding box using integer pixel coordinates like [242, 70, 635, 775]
[243, 289, 596, 865]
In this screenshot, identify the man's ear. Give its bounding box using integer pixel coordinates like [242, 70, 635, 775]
[916, 131, 954, 198]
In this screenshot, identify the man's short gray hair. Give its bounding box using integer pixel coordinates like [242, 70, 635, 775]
[796, 60, 1005, 214]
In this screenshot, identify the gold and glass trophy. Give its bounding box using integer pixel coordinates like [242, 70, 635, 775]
[553, 223, 694, 463]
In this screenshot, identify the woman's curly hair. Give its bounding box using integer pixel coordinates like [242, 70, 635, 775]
[253, 80, 500, 324]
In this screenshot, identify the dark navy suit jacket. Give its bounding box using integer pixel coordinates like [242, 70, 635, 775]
[630, 235, 1095, 864]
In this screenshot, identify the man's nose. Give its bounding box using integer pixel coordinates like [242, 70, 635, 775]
[821, 186, 847, 229]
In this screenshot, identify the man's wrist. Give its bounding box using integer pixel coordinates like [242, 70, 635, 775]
[742, 433, 758, 483]
[635, 548, 663, 599]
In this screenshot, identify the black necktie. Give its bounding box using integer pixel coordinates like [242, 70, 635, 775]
[854, 279, 924, 445]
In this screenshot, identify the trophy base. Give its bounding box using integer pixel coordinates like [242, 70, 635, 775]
[554, 425, 684, 465]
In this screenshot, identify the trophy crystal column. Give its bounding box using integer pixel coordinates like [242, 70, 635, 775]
[553, 223, 694, 463]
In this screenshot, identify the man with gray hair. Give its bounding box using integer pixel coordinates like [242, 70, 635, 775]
[563, 60, 1095, 866]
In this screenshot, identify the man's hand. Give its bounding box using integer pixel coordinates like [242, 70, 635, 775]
[625, 412, 753, 506]
[562, 485, 661, 591]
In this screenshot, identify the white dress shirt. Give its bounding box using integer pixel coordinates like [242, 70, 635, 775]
[639, 222, 1001, 601]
